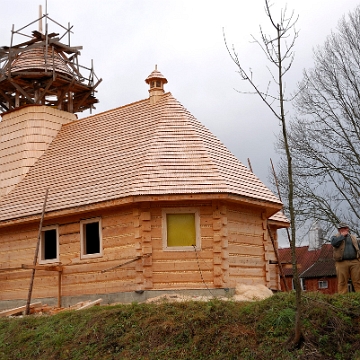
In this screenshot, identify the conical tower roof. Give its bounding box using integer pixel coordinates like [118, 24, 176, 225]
[145, 65, 168, 84]
[0, 16, 101, 114]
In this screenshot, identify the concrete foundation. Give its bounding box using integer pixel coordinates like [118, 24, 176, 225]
[0, 288, 235, 312]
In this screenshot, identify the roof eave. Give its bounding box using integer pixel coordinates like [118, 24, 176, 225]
[0, 191, 283, 228]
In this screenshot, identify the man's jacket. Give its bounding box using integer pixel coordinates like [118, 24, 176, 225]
[332, 233, 360, 261]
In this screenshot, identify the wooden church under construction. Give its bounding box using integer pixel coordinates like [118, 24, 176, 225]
[0, 11, 288, 309]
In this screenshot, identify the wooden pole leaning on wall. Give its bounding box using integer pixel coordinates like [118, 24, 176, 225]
[270, 158, 292, 291]
[58, 270, 62, 308]
[25, 188, 49, 315]
[267, 223, 289, 291]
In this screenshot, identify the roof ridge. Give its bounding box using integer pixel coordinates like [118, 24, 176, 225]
[74, 95, 167, 123]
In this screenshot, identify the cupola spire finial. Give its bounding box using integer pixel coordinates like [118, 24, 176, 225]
[145, 66, 168, 105]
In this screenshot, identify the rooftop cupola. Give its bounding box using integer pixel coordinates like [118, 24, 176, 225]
[0, 10, 102, 114]
[145, 65, 168, 105]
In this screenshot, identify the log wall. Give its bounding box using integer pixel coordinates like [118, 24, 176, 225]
[0, 199, 281, 303]
[226, 204, 279, 289]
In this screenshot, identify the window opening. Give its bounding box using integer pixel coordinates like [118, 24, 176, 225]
[81, 218, 102, 259]
[162, 208, 200, 251]
[39, 226, 59, 264]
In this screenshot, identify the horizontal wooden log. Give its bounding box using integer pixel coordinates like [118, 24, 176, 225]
[76, 298, 102, 310]
[151, 249, 213, 261]
[58, 222, 80, 235]
[228, 233, 264, 245]
[228, 244, 264, 257]
[152, 271, 213, 283]
[59, 233, 80, 245]
[22, 264, 63, 271]
[228, 256, 264, 267]
[102, 225, 134, 238]
[61, 279, 139, 297]
[0, 302, 42, 317]
[152, 261, 212, 272]
[152, 282, 210, 290]
[229, 266, 264, 277]
[101, 214, 133, 228]
[0, 238, 35, 252]
[0, 228, 38, 243]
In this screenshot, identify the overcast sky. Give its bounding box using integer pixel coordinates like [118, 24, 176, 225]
[1, 1, 359, 245]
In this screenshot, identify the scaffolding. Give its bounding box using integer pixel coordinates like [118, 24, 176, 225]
[0, 9, 102, 114]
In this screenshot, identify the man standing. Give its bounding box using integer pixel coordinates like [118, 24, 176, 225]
[331, 222, 360, 294]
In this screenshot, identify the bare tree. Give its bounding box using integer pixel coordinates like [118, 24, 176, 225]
[281, 6, 360, 239]
[224, 0, 303, 347]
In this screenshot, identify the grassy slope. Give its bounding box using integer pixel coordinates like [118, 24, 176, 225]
[1, 292, 360, 360]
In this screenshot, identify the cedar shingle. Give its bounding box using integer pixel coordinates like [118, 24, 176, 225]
[0, 93, 282, 221]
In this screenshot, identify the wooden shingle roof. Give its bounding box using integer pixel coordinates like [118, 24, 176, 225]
[0, 92, 282, 222]
[11, 47, 73, 78]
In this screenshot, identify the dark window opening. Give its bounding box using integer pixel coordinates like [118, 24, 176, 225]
[150, 81, 155, 88]
[84, 222, 100, 255]
[43, 229, 57, 260]
[156, 80, 161, 87]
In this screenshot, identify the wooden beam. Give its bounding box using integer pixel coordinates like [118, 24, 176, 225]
[25, 189, 48, 315]
[0, 302, 42, 317]
[49, 39, 82, 54]
[9, 80, 34, 103]
[58, 271, 62, 308]
[76, 299, 102, 311]
[101, 256, 143, 273]
[267, 223, 289, 291]
[22, 264, 63, 272]
[37, 77, 55, 102]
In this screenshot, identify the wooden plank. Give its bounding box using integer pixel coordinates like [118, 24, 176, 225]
[26, 189, 48, 315]
[22, 264, 63, 271]
[0, 302, 42, 317]
[58, 271, 62, 308]
[76, 298, 102, 310]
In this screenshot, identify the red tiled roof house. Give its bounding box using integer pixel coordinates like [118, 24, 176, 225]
[278, 244, 337, 294]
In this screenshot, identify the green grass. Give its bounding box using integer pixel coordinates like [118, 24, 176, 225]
[1, 292, 360, 359]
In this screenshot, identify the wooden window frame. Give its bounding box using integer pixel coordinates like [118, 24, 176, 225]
[80, 217, 103, 259]
[39, 225, 59, 264]
[318, 280, 328, 289]
[162, 208, 201, 251]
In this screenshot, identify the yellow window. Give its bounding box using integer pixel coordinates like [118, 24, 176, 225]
[166, 213, 196, 247]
